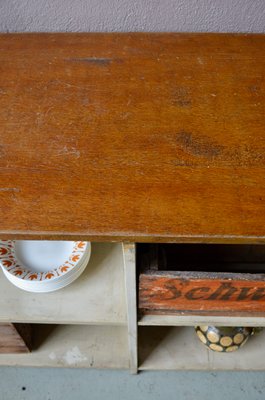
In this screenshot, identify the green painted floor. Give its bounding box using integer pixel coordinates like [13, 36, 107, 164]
[0, 368, 265, 400]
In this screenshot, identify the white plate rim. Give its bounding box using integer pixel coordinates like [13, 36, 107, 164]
[0, 240, 90, 282]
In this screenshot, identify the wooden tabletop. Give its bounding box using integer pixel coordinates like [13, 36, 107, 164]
[0, 33, 264, 242]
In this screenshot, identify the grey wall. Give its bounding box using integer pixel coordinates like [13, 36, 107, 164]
[0, 0, 264, 33]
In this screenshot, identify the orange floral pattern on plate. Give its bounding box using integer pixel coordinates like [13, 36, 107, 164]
[0, 241, 88, 282]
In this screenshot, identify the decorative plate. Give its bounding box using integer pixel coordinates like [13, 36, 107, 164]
[0, 240, 88, 282]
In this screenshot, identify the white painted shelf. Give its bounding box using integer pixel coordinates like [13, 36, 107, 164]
[138, 326, 265, 371]
[2, 242, 265, 372]
[138, 314, 265, 327]
[0, 325, 129, 369]
[0, 243, 126, 326]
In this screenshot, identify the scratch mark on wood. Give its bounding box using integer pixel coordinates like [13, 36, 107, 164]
[57, 146, 80, 158]
[47, 79, 86, 90]
[0, 188, 20, 192]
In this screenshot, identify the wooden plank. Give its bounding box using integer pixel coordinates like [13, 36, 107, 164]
[123, 243, 138, 373]
[0, 33, 265, 242]
[0, 243, 127, 325]
[139, 272, 265, 315]
[0, 324, 31, 353]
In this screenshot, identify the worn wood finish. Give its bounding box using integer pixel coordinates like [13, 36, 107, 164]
[0, 324, 31, 353]
[139, 273, 265, 315]
[0, 33, 265, 242]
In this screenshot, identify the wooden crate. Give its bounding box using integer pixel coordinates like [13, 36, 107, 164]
[138, 244, 265, 316]
[0, 324, 32, 353]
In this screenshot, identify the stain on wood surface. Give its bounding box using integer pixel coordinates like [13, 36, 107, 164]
[66, 57, 117, 65]
[175, 131, 224, 159]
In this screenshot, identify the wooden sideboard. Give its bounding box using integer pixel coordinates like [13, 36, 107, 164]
[0, 33, 265, 373]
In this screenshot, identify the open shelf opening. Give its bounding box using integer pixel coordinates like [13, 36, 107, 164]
[0, 324, 129, 369]
[137, 244, 265, 274]
[138, 326, 265, 371]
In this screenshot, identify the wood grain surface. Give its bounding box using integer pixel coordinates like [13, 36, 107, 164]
[0, 33, 264, 242]
[0, 324, 31, 353]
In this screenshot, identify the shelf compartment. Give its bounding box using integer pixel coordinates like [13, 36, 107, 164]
[139, 326, 265, 371]
[0, 243, 127, 325]
[138, 244, 265, 317]
[0, 324, 129, 369]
